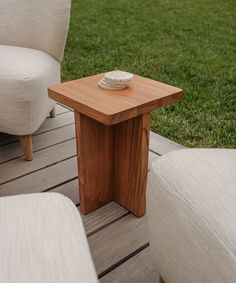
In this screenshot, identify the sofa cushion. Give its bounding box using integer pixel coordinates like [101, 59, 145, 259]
[0, 45, 59, 135]
[0, 193, 98, 283]
[147, 149, 236, 283]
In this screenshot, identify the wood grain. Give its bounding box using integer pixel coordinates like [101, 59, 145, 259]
[0, 125, 75, 163]
[38, 111, 74, 133]
[19, 135, 33, 161]
[49, 72, 182, 216]
[0, 157, 77, 197]
[74, 111, 150, 216]
[75, 112, 113, 214]
[113, 113, 150, 217]
[99, 248, 158, 283]
[88, 214, 148, 275]
[80, 201, 128, 236]
[48, 73, 183, 125]
[0, 139, 76, 185]
[50, 179, 79, 205]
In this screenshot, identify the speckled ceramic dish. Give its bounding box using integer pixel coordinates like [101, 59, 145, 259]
[98, 78, 127, 90]
[104, 71, 134, 83]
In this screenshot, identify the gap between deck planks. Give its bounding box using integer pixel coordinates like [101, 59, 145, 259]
[0, 139, 77, 185]
[0, 145, 158, 189]
[99, 247, 158, 282]
[0, 104, 184, 163]
[0, 124, 75, 164]
[0, 103, 185, 282]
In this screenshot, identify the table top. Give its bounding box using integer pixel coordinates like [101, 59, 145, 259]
[48, 73, 183, 125]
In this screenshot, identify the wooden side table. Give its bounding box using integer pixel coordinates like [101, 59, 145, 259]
[48, 73, 182, 217]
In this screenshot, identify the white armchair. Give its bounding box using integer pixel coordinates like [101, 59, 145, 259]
[0, 0, 71, 160]
[0, 193, 98, 282]
[147, 149, 236, 283]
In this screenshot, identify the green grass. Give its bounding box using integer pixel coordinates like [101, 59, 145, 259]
[62, 0, 236, 148]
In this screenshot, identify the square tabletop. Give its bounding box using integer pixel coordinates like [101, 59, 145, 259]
[48, 73, 183, 125]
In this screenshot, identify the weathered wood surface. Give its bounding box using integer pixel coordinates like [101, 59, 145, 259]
[50, 179, 79, 204]
[0, 124, 75, 163]
[0, 157, 77, 197]
[99, 248, 158, 282]
[0, 104, 184, 282]
[0, 139, 76, 185]
[81, 201, 128, 236]
[88, 214, 148, 276]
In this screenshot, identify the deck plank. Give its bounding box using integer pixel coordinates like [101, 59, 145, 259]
[88, 214, 148, 276]
[0, 125, 75, 163]
[0, 157, 77, 196]
[50, 179, 79, 205]
[0, 139, 76, 184]
[0, 140, 159, 184]
[81, 201, 128, 236]
[37, 111, 74, 134]
[99, 248, 158, 283]
[54, 104, 72, 115]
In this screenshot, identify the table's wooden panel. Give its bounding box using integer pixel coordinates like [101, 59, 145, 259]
[49, 73, 182, 125]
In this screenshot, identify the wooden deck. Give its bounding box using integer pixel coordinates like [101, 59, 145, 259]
[0, 104, 184, 282]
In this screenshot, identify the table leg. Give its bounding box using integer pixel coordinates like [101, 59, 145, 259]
[113, 113, 150, 217]
[74, 112, 114, 214]
[74, 111, 150, 217]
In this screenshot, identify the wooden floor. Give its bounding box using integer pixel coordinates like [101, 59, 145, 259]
[0, 104, 184, 282]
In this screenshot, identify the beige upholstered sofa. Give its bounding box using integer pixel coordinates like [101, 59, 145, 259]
[147, 149, 236, 283]
[0, 0, 71, 160]
[0, 193, 98, 283]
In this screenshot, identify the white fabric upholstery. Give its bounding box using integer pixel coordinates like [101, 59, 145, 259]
[0, 0, 71, 62]
[0, 193, 98, 283]
[0, 46, 59, 135]
[147, 149, 236, 283]
[0, 0, 70, 136]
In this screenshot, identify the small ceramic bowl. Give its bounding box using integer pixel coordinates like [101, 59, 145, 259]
[103, 78, 129, 87]
[104, 71, 134, 84]
[98, 79, 127, 90]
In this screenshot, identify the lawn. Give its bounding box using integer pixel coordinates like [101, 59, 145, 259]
[62, 0, 236, 148]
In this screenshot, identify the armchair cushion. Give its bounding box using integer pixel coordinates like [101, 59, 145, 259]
[0, 193, 98, 283]
[0, 45, 59, 135]
[147, 149, 236, 283]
